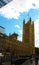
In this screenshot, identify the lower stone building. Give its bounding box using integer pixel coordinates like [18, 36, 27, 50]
[0, 18, 35, 56]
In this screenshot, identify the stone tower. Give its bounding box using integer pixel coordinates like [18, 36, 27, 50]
[22, 18, 35, 55]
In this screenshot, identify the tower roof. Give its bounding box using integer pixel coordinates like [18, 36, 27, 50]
[12, 32, 18, 36]
[9, 32, 18, 37]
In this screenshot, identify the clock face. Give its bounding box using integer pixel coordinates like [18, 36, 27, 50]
[0, 0, 12, 8]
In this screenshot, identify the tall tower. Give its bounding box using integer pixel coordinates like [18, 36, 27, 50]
[22, 18, 35, 55]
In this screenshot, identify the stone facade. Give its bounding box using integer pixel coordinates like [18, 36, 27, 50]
[0, 18, 35, 56]
[22, 18, 35, 55]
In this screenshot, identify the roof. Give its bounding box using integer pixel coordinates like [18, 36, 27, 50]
[13, 32, 18, 36]
[9, 32, 18, 37]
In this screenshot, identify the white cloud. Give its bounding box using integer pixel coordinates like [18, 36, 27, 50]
[18, 30, 22, 35]
[34, 19, 39, 47]
[0, 0, 39, 19]
[18, 37, 22, 41]
[18, 29, 22, 41]
[15, 25, 20, 29]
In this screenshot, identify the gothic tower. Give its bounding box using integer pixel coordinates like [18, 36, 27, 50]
[22, 18, 35, 55]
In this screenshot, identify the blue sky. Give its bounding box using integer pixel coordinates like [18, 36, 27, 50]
[0, 0, 39, 47]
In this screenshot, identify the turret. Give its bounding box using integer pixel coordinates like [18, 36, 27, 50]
[9, 32, 18, 40]
[12, 32, 18, 40]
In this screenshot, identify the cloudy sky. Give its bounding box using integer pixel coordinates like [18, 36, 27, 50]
[0, 0, 39, 47]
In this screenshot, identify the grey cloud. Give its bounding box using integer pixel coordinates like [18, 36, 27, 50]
[32, 3, 36, 7]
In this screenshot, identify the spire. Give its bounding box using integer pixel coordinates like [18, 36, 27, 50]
[29, 17, 31, 22]
[29, 17, 33, 24]
[23, 19, 25, 25]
